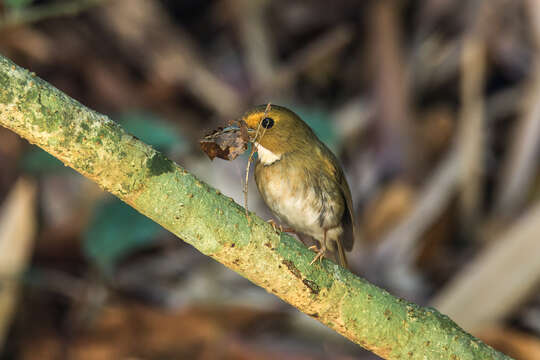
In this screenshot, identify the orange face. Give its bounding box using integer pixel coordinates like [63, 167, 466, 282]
[241, 104, 315, 156]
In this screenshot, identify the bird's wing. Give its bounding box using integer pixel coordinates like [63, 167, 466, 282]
[339, 173, 358, 251]
[317, 145, 358, 251]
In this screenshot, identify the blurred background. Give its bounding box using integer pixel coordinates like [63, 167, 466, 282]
[0, 0, 539, 359]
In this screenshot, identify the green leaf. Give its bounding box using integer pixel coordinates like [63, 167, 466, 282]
[83, 199, 162, 274]
[116, 111, 186, 152]
[4, 0, 34, 9]
[20, 147, 69, 174]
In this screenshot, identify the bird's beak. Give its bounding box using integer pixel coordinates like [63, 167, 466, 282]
[225, 123, 256, 139]
[224, 125, 254, 133]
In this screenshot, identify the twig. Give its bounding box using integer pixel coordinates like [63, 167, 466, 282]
[100, 0, 244, 118]
[331, 97, 373, 144]
[244, 145, 257, 217]
[485, 87, 522, 124]
[229, 0, 276, 87]
[255, 25, 353, 99]
[432, 199, 540, 334]
[243, 103, 271, 216]
[368, 1, 416, 178]
[409, 0, 463, 94]
[0, 178, 37, 350]
[372, 146, 459, 270]
[0, 0, 106, 29]
[457, 0, 489, 235]
[495, 0, 540, 217]
[410, 35, 463, 96]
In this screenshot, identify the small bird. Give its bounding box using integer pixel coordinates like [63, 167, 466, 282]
[241, 104, 358, 268]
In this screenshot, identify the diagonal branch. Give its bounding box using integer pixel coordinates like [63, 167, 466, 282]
[0, 54, 511, 360]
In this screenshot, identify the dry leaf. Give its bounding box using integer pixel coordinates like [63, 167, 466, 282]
[200, 120, 250, 161]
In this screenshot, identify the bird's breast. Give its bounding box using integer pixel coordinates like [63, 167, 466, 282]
[255, 159, 344, 240]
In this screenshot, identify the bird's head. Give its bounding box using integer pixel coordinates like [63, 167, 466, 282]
[241, 104, 317, 163]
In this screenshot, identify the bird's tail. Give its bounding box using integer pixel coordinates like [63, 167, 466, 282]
[336, 238, 348, 269]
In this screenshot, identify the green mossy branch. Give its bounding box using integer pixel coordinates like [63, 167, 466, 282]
[0, 54, 512, 360]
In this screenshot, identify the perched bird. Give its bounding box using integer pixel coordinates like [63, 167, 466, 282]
[241, 104, 358, 268]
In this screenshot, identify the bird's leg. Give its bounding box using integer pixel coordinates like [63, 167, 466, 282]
[310, 230, 327, 265]
[267, 219, 295, 234]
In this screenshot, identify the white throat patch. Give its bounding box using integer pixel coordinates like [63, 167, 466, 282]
[255, 143, 281, 165]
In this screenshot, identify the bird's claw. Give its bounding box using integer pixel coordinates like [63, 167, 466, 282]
[267, 219, 295, 234]
[267, 219, 282, 233]
[310, 248, 326, 265]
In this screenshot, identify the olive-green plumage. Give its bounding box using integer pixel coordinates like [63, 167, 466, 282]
[242, 105, 358, 267]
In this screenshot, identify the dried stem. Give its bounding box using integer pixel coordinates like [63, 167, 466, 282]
[243, 103, 272, 216]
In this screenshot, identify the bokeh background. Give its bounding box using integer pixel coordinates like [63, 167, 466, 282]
[1, 0, 540, 359]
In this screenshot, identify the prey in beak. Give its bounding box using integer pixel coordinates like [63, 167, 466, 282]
[199, 119, 251, 161]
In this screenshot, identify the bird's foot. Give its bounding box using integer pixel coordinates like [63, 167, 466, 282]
[310, 248, 326, 265]
[267, 219, 295, 234]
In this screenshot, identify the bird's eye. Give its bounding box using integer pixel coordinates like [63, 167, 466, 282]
[261, 117, 274, 129]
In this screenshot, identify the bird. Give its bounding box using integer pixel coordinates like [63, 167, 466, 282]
[241, 104, 358, 268]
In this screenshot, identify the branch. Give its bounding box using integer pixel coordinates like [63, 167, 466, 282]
[0, 54, 511, 360]
[0, 0, 106, 29]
